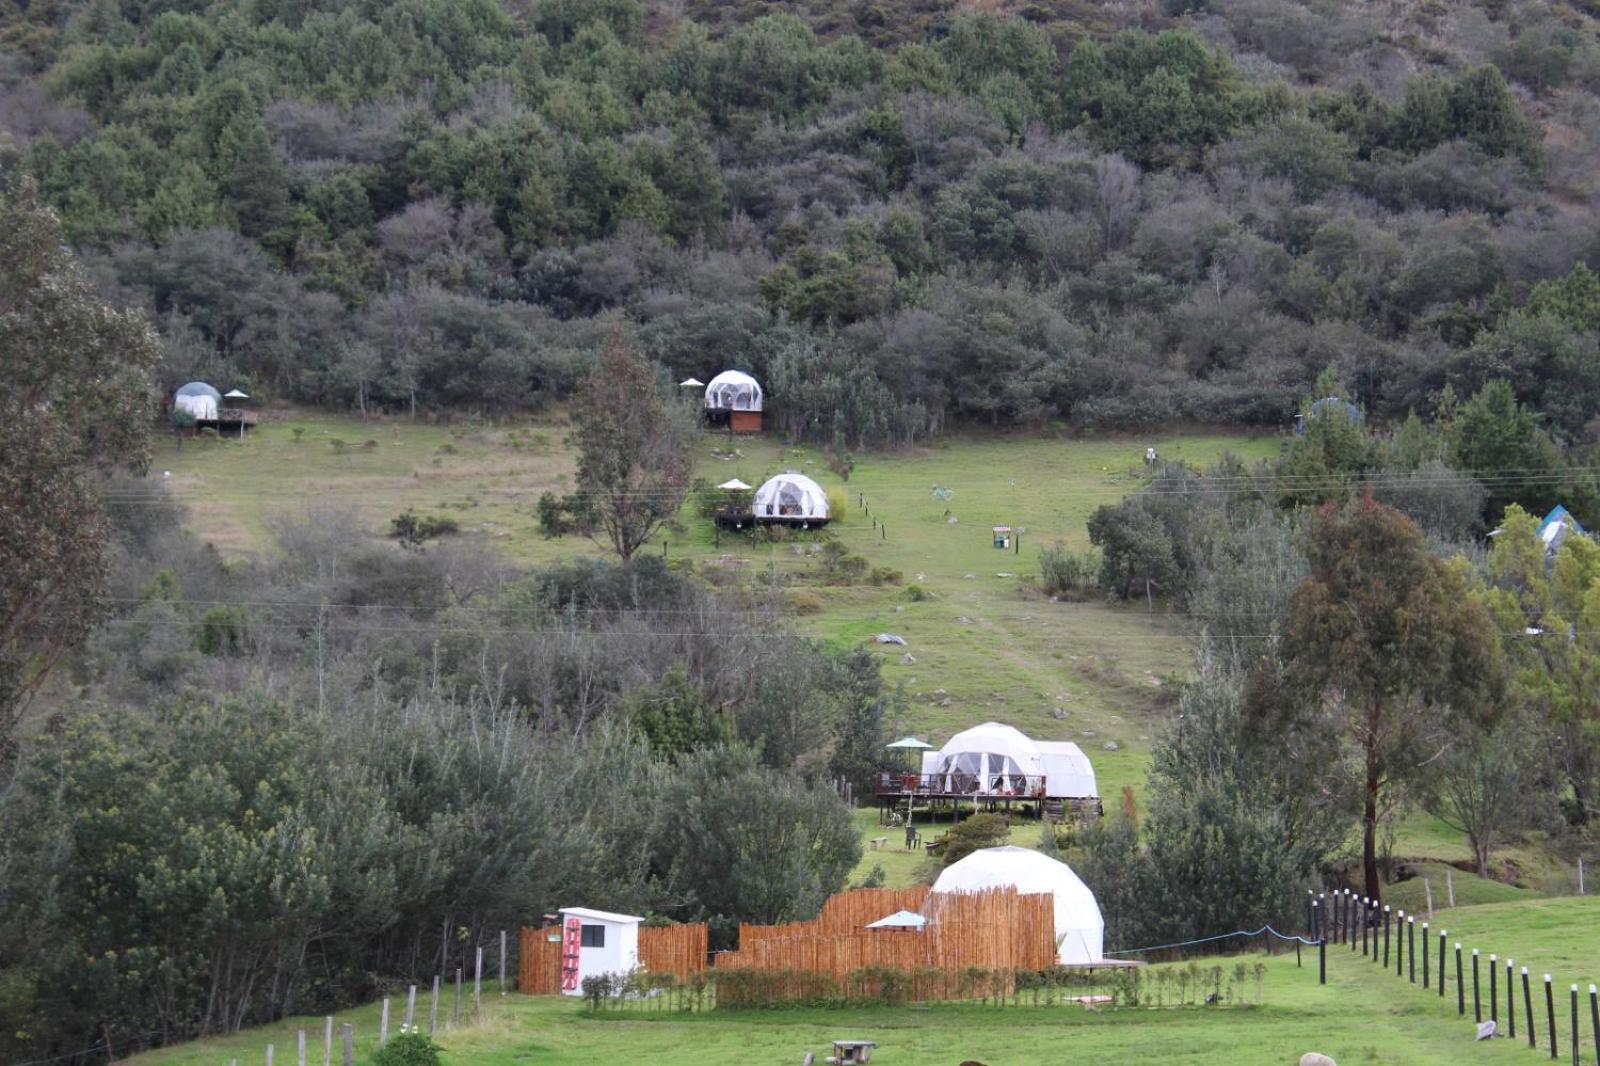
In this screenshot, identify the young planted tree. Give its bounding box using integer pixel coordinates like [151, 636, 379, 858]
[0, 183, 159, 784]
[559, 329, 697, 560]
[1278, 495, 1505, 902]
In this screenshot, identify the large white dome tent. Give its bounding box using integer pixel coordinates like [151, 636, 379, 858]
[920, 722, 1098, 802]
[752, 472, 830, 526]
[704, 370, 764, 432]
[929, 845, 1106, 964]
[173, 381, 221, 421]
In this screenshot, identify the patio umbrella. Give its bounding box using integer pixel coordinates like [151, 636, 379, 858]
[885, 737, 933, 750]
[680, 377, 705, 388]
[865, 910, 926, 931]
[717, 478, 752, 490]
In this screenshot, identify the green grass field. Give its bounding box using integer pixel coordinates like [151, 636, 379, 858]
[153, 412, 1273, 807]
[152, 412, 1570, 887]
[127, 898, 1600, 1065]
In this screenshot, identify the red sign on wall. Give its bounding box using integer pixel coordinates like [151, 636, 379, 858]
[560, 916, 582, 992]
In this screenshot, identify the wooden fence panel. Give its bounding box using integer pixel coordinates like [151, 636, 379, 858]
[640, 923, 708, 979]
[712, 887, 1057, 1000]
[519, 927, 563, 995]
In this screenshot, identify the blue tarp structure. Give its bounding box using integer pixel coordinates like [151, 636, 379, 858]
[1539, 505, 1585, 554]
[1295, 397, 1363, 435]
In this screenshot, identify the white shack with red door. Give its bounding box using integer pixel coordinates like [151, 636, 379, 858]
[557, 906, 643, 995]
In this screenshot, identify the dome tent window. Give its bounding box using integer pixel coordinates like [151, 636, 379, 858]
[703, 370, 763, 432]
[752, 472, 830, 527]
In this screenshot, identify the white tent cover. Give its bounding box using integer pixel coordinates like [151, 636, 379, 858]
[930, 845, 1105, 964]
[920, 722, 1097, 799]
[753, 473, 829, 520]
[704, 370, 763, 412]
[174, 381, 221, 421]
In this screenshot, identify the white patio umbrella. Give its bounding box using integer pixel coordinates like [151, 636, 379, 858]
[222, 389, 250, 437]
[680, 377, 705, 388]
[717, 478, 752, 491]
[865, 910, 926, 931]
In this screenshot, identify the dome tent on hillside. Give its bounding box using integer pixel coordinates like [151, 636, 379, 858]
[752, 472, 830, 526]
[703, 370, 763, 432]
[921, 722, 1099, 804]
[173, 381, 221, 421]
[930, 845, 1106, 965]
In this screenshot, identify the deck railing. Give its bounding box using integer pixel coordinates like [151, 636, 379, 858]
[873, 771, 1048, 799]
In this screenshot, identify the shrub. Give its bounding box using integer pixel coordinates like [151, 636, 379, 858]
[906, 585, 930, 601]
[938, 812, 1011, 866]
[371, 1028, 441, 1066]
[1037, 543, 1101, 598]
[390, 511, 460, 547]
[868, 566, 902, 586]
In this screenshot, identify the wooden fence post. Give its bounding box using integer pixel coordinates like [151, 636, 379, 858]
[1447, 868, 1456, 908]
[429, 975, 440, 1034]
[266, 1044, 274, 1066]
[297, 1028, 307, 1066]
[454, 967, 462, 1026]
[379, 997, 389, 1044]
[475, 946, 483, 1010]
[1425, 877, 1434, 920]
[341, 1024, 353, 1066]
[323, 1016, 333, 1066]
[501, 930, 508, 995]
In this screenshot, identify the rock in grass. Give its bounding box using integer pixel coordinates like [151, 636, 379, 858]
[1299, 1055, 1337, 1066]
[901, 653, 917, 665]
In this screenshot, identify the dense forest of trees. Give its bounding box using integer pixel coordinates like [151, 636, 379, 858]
[4, 0, 1600, 446]
[11, 0, 1600, 1058]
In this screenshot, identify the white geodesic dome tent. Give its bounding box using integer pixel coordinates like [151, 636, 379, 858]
[174, 381, 221, 421]
[921, 722, 1098, 800]
[928, 722, 1041, 794]
[753, 472, 830, 521]
[704, 370, 763, 412]
[930, 846, 1106, 964]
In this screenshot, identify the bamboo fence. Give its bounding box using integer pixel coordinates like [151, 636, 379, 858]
[519, 926, 564, 995]
[639, 923, 710, 979]
[716, 887, 1054, 1000]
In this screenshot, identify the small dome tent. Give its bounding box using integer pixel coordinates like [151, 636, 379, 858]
[752, 473, 830, 526]
[930, 846, 1105, 964]
[174, 381, 221, 421]
[704, 370, 763, 432]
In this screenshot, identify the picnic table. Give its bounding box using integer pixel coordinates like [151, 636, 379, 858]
[827, 1039, 877, 1064]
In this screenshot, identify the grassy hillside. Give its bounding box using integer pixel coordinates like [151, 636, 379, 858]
[127, 897, 1600, 1065]
[152, 412, 1274, 800]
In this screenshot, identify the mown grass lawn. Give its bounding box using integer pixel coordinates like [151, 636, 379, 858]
[132, 897, 1600, 1066]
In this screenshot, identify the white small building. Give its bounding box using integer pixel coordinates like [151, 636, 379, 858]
[557, 907, 643, 995]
